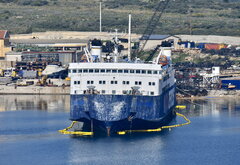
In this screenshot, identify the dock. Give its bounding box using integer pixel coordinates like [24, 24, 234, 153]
[0, 85, 70, 95]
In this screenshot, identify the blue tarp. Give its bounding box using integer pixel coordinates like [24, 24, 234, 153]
[196, 43, 207, 49]
[221, 80, 240, 90]
[179, 41, 195, 48]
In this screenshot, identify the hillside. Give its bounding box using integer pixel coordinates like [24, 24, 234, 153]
[0, 0, 239, 36]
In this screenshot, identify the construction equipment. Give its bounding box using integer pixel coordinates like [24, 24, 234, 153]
[145, 45, 161, 62]
[36, 75, 48, 86]
[0, 69, 4, 77]
[132, 0, 171, 61]
[83, 47, 93, 63]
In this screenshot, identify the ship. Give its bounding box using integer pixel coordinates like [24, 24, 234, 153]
[68, 32, 176, 136]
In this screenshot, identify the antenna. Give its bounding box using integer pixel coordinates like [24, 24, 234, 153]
[100, 1, 102, 32]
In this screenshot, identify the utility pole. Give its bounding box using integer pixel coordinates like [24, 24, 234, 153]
[188, 0, 193, 35]
[100, 1, 102, 32]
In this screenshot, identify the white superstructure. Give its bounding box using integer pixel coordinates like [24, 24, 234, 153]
[69, 55, 175, 97]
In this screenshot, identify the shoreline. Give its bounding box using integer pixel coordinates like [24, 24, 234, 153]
[177, 95, 238, 100]
[0, 85, 70, 95]
[0, 86, 239, 99]
[177, 89, 240, 100]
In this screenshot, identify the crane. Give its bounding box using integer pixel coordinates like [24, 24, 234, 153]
[132, 0, 171, 62]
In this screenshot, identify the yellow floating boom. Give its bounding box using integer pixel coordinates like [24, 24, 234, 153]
[59, 111, 190, 136]
[176, 105, 186, 109]
[58, 121, 93, 136]
[117, 112, 191, 135]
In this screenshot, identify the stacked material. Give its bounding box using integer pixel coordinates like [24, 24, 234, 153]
[22, 70, 37, 79]
[0, 77, 11, 85]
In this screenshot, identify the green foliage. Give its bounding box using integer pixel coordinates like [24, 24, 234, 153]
[0, 0, 239, 35]
[172, 53, 189, 63]
[25, 26, 32, 34]
[15, 45, 56, 52]
[0, 0, 14, 2]
[0, 10, 12, 20]
[105, 0, 147, 8]
[17, 0, 49, 6]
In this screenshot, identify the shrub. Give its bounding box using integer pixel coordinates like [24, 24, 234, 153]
[17, 0, 49, 6]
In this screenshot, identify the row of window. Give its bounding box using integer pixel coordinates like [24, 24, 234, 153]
[149, 82, 156, 86]
[99, 80, 106, 84]
[135, 81, 142, 85]
[111, 81, 118, 84]
[74, 80, 156, 86]
[70, 69, 162, 75]
[74, 90, 155, 95]
[74, 81, 80, 85]
[123, 81, 130, 85]
[87, 81, 94, 84]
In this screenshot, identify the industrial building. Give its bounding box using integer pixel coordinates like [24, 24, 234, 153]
[21, 51, 82, 66]
[10, 39, 88, 51]
[5, 52, 22, 62]
[0, 30, 11, 59]
[140, 35, 180, 50]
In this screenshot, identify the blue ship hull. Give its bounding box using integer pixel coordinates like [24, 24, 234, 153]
[70, 85, 176, 135]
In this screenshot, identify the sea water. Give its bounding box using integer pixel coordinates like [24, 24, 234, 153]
[0, 95, 240, 165]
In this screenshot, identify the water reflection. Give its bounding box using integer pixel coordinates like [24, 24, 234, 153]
[1, 97, 240, 165]
[177, 98, 240, 117]
[68, 134, 165, 165]
[1, 95, 239, 117]
[0, 95, 70, 112]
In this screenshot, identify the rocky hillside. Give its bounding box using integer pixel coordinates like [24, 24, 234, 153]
[0, 0, 239, 35]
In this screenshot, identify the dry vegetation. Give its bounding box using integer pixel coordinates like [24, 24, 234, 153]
[0, 0, 239, 35]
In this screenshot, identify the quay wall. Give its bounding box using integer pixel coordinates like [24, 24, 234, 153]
[178, 90, 240, 100]
[207, 90, 240, 97]
[2, 86, 240, 97]
[0, 85, 70, 95]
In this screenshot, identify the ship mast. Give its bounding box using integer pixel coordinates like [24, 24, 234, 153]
[128, 14, 132, 61]
[113, 29, 119, 62]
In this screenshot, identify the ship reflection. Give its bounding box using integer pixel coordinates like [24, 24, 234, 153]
[177, 98, 240, 117]
[67, 132, 166, 164]
[0, 95, 70, 112]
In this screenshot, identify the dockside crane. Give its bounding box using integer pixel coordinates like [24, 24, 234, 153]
[132, 0, 171, 62]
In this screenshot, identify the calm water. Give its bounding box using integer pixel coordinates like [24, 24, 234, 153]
[0, 95, 240, 165]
